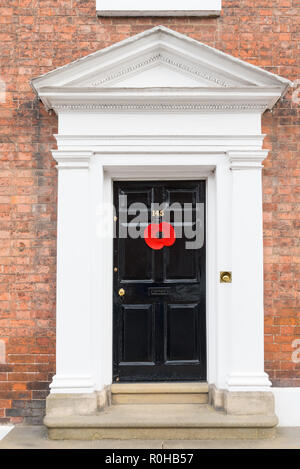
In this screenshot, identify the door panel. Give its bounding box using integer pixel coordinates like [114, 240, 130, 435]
[120, 237, 154, 282]
[164, 238, 198, 281]
[165, 304, 199, 363]
[113, 180, 206, 382]
[121, 304, 154, 363]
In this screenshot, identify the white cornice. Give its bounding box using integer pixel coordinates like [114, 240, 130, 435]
[52, 136, 267, 158]
[54, 134, 266, 153]
[52, 103, 268, 114]
[37, 86, 283, 114]
[55, 134, 266, 144]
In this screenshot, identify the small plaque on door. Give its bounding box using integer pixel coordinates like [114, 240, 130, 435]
[148, 287, 171, 296]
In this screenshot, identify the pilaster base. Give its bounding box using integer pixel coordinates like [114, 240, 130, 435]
[46, 393, 98, 418]
[45, 387, 111, 419]
[49, 375, 96, 394]
[224, 391, 276, 416]
[210, 386, 277, 418]
[226, 372, 272, 391]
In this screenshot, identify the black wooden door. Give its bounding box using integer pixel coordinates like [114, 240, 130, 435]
[113, 181, 206, 382]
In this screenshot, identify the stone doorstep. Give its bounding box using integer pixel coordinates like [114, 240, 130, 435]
[112, 394, 209, 405]
[48, 427, 276, 440]
[111, 382, 209, 405]
[44, 403, 278, 440]
[110, 382, 209, 394]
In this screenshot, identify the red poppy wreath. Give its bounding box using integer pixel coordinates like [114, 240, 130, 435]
[144, 222, 176, 250]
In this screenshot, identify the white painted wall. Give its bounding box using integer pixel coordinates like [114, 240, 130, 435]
[0, 426, 13, 441]
[274, 388, 300, 427]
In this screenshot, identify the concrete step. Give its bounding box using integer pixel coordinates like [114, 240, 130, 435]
[111, 382, 209, 405]
[45, 404, 278, 440]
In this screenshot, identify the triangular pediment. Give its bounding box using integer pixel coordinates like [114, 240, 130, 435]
[64, 51, 238, 89]
[32, 26, 292, 113]
[109, 62, 208, 88]
[80, 57, 225, 88]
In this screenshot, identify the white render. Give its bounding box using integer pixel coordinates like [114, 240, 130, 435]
[96, 0, 222, 17]
[32, 26, 292, 397]
[0, 426, 14, 441]
[273, 388, 300, 426]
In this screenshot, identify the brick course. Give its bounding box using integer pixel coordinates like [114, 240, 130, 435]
[0, 0, 299, 423]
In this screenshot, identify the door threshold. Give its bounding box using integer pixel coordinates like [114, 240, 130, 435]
[111, 382, 209, 394]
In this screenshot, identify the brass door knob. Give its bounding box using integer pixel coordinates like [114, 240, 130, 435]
[118, 288, 125, 297]
[220, 271, 232, 283]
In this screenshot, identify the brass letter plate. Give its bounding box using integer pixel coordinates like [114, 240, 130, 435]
[148, 287, 171, 296]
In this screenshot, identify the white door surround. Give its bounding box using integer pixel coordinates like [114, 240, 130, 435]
[51, 145, 270, 396]
[31, 27, 292, 405]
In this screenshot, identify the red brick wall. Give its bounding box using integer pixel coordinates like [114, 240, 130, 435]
[0, 0, 299, 424]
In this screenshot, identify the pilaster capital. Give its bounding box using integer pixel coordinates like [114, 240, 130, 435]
[227, 150, 269, 170]
[52, 150, 93, 170]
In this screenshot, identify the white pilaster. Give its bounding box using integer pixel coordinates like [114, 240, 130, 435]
[50, 151, 96, 394]
[89, 157, 114, 390]
[213, 158, 232, 389]
[226, 150, 271, 391]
